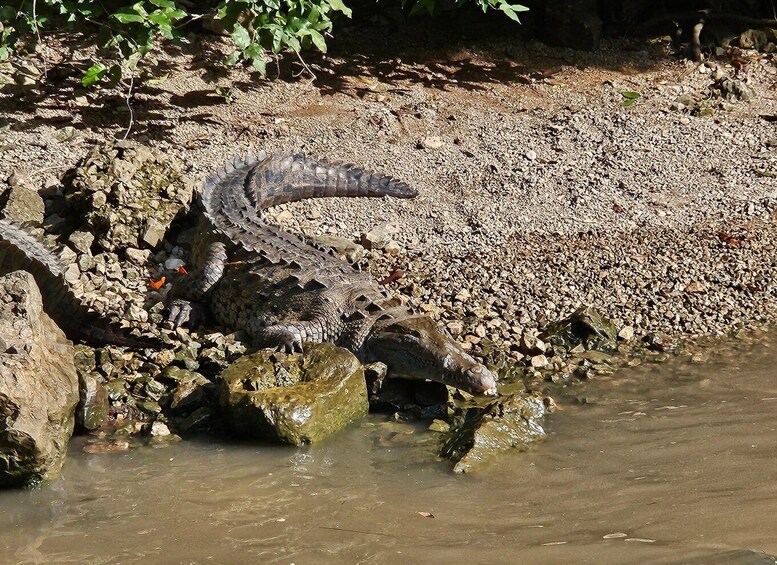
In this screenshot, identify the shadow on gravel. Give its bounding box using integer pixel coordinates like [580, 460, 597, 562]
[0, 5, 668, 133]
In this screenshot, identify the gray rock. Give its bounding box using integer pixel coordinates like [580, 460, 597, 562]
[712, 78, 756, 102]
[0, 185, 45, 226]
[360, 224, 396, 250]
[68, 231, 95, 255]
[0, 271, 79, 488]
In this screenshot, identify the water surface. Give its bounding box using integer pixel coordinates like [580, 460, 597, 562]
[2, 338, 777, 564]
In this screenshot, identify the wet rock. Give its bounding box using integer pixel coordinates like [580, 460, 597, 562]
[63, 141, 194, 251]
[149, 421, 170, 437]
[76, 373, 109, 431]
[0, 271, 79, 488]
[541, 306, 618, 353]
[440, 393, 547, 473]
[0, 185, 45, 226]
[219, 343, 368, 445]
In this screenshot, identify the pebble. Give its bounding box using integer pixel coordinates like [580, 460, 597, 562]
[421, 136, 443, 149]
[164, 257, 186, 270]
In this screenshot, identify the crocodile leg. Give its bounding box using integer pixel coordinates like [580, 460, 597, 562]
[167, 241, 228, 328]
[254, 320, 332, 353]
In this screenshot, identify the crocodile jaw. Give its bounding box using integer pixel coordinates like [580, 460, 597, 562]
[365, 317, 498, 395]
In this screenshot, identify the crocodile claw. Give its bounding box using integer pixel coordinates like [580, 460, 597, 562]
[166, 298, 206, 328]
[274, 331, 304, 354]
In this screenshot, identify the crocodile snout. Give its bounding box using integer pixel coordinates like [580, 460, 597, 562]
[464, 364, 498, 396]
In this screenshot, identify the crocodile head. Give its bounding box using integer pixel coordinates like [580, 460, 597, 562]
[365, 316, 498, 396]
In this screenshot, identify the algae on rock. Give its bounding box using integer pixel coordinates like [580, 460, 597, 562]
[439, 393, 547, 473]
[219, 343, 368, 445]
[541, 306, 618, 353]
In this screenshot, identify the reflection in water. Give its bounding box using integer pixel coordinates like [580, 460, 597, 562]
[2, 337, 777, 564]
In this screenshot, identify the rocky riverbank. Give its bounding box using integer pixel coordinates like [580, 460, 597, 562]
[0, 26, 776, 482]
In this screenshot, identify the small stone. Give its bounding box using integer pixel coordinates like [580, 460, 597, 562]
[530, 354, 548, 368]
[276, 210, 293, 223]
[446, 321, 464, 336]
[142, 218, 166, 248]
[7, 170, 30, 187]
[617, 326, 635, 341]
[685, 281, 707, 294]
[68, 231, 95, 255]
[384, 240, 402, 256]
[525, 149, 537, 161]
[1, 185, 45, 225]
[125, 247, 151, 265]
[421, 136, 443, 150]
[361, 224, 396, 250]
[164, 257, 185, 271]
[54, 126, 79, 143]
[474, 324, 487, 338]
[64, 264, 81, 284]
[149, 422, 171, 437]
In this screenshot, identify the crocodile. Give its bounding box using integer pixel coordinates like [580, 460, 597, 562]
[0, 218, 164, 349]
[167, 151, 498, 395]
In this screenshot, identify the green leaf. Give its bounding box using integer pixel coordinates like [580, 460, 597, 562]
[250, 55, 267, 75]
[622, 98, 637, 108]
[231, 24, 251, 49]
[621, 91, 641, 100]
[326, 0, 352, 17]
[147, 10, 172, 26]
[225, 49, 242, 66]
[82, 63, 107, 87]
[148, 0, 176, 8]
[0, 46, 10, 62]
[108, 64, 122, 85]
[499, 3, 521, 22]
[306, 28, 327, 53]
[499, 2, 528, 22]
[112, 9, 145, 24]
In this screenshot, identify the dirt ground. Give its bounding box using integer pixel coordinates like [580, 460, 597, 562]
[1, 17, 777, 346]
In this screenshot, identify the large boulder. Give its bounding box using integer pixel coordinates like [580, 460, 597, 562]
[219, 343, 368, 445]
[0, 271, 79, 488]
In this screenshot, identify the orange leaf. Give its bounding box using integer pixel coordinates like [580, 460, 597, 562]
[149, 276, 166, 290]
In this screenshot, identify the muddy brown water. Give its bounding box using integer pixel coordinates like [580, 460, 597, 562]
[2, 338, 777, 564]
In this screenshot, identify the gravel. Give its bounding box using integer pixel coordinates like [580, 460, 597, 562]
[1, 29, 776, 350]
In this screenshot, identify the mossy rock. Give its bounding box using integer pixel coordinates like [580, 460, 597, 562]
[219, 343, 368, 445]
[439, 393, 547, 473]
[541, 306, 617, 353]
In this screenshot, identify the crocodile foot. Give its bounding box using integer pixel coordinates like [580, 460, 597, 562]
[166, 298, 207, 328]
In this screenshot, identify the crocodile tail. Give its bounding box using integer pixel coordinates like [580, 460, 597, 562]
[0, 218, 167, 350]
[201, 151, 417, 235]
